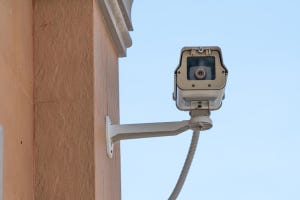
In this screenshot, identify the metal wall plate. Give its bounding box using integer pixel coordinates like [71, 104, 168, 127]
[106, 116, 114, 158]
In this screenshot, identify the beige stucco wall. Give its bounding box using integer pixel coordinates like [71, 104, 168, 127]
[94, 2, 121, 199]
[0, 0, 124, 199]
[33, 1, 95, 199]
[0, 1, 34, 199]
[33, 0, 121, 199]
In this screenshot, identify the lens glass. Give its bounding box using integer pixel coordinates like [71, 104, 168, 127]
[187, 56, 215, 80]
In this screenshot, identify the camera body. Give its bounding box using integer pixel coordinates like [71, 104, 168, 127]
[173, 46, 228, 111]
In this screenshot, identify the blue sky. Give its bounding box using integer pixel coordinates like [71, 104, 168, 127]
[119, 1, 300, 199]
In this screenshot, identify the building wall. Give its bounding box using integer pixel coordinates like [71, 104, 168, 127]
[93, 3, 121, 199]
[0, 0, 131, 199]
[33, 0, 122, 199]
[33, 1, 95, 199]
[0, 1, 34, 199]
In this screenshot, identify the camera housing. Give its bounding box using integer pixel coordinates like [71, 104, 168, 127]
[173, 46, 228, 111]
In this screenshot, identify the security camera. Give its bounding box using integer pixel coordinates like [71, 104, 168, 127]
[106, 47, 228, 200]
[106, 46, 229, 200]
[173, 46, 228, 111]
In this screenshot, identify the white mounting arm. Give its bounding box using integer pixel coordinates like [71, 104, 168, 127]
[106, 114, 212, 158]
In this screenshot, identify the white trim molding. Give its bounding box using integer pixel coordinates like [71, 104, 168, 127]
[97, 0, 133, 57]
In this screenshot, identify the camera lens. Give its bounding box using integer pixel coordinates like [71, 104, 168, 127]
[187, 56, 216, 80]
[194, 68, 206, 79]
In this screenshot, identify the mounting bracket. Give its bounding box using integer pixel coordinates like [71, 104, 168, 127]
[105, 113, 212, 158]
